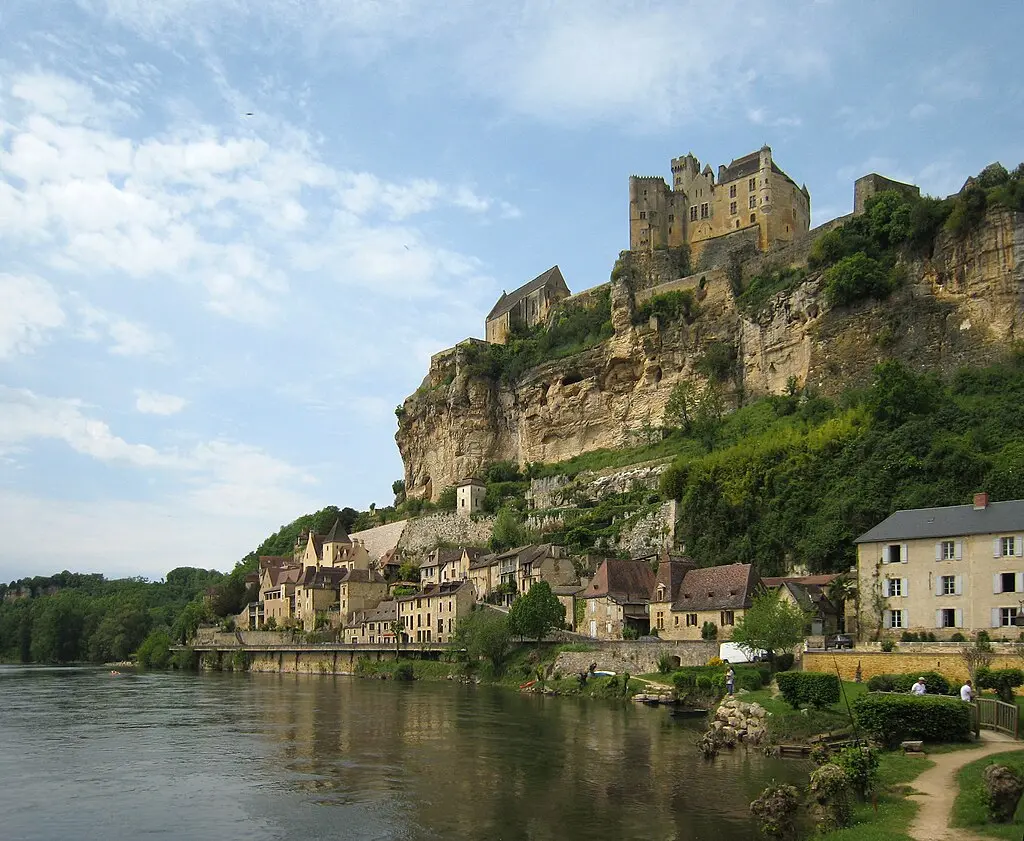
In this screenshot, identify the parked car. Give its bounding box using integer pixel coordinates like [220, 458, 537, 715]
[825, 634, 854, 650]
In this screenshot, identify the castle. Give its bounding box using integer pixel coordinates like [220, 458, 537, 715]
[629, 145, 810, 256]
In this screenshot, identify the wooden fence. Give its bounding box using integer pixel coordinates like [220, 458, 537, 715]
[974, 698, 1019, 739]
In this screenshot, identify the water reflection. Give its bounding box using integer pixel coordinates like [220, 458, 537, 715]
[0, 667, 807, 841]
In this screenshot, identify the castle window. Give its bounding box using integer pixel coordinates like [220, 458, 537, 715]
[700, 203, 709, 219]
[690, 206, 698, 221]
[668, 214, 674, 223]
[729, 201, 737, 215]
[643, 190, 647, 196]
[749, 196, 757, 209]
[748, 178, 756, 191]
[639, 211, 646, 219]
[729, 185, 736, 198]
[750, 213, 756, 224]
[736, 220, 740, 228]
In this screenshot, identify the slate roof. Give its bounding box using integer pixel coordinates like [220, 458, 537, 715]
[672, 564, 758, 612]
[299, 566, 350, 587]
[761, 574, 841, 588]
[582, 558, 656, 605]
[462, 548, 487, 564]
[348, 600, 398, 628]
[652, 558, 696, 603]
[396, 580, 471, 602]
[854, 500, 1024, 543]
[323, 518, 351, 544]
[338, 568, 386, 585]
[486, 266, 566, 321]
[469, 552, 498, 570]
[717, 148, 798, 189]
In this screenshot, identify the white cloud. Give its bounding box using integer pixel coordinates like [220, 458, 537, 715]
[0, 273, 66, 359]
[135, 390, 187, 415]
[76, 302, 166, 356]
[748, 108, 802, 129]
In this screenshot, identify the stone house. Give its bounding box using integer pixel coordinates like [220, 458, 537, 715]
[553, 582, 587, 631]
[762, 574, 842, 636]
[657, 563, 760, 642]
[629, 146, 810, 255]
[468, 551, 499, 600]
[298, 518, 372, 571]
[396, 580, 475, 644]
[484, 266, 571, 345]
[649, 557, 697, 636]
[854, 493, 1024, 639]
[338, 568, 389, 625]
[261, 564, 303, 626]
[343, 600, 398, 645]
[294, 566, 349, 631]
[580, 558, 656, 640]
[456, 478, 486, 517]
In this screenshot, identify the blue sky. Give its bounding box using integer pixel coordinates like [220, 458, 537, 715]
[1, 0, 1021, 581]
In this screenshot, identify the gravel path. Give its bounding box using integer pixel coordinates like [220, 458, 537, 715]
[907, 731, 1020, 841]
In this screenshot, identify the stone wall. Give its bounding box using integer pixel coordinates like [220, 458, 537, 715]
[692, 226, 760, 273]
[397, 512, 494, 554]
[618, 500, 677, 558]
[803, 650, 1024, 684]
[194, 628, 293, 647]
[553, 640, 717, 675]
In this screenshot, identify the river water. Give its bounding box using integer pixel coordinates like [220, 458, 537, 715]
[0, 666, 807, 840]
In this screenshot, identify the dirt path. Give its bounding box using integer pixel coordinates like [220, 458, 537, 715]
[907, 731, 1021, 841]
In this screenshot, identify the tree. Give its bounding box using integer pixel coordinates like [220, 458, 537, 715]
[507, 581, 565, 642]
[392, 479, 406, 506]
[663, 380, 697, 432]
[454, 608, 513, 674]
[437, 486, 457, 512]
[136, 630, 172, 669]
[730, 588, 807, 667]
[490, 507, 531, 552]
[867, 359, 938, 427]
[692, 382, 725, 451]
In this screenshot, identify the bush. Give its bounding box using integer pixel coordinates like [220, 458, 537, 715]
[775, 652, 795, 672]
[634, 290, 699, 325]
[834, 745, 879, 801]
[672, 665, 763, 694]
[393, 662, 415, 681]
[808, 763, 853, 830]
[853, 694, 972, 747]
[824, 252, 894, 307]
[975, 668, 1024, 703]
[880, 639, 896, 652]
[775, 672, 841, 709]
[701, 621, 718, 641]
[951, 632, 967, 642]
[657, 653, 676, 674]
[866, 671, 952, 696]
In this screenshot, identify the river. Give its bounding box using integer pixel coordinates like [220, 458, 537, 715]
[0, 665, 807, 840]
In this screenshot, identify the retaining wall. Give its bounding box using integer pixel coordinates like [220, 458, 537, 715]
[803, 650, 1024, 684]
[553, 640, 717, 676]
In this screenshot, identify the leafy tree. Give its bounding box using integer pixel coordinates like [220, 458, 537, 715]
[454, 608, 513, 674]
[823, 252, 892, 307]
[695, 341, 736, 383]
[867, 359, 938, 427]
[730, 588, 807, 667]
[437, 485, 457, 512]
[507, 581, 565, 641]
[392, 479, 406, 505]
[663, 380, 697, 432]
[490, 507, 532, 552]
[397, 562, 420, 582]
[136, 630, 172, 669]
[171, 600, 208, 645]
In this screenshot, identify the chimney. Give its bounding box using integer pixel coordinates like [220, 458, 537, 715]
[974, 492, 989, 510]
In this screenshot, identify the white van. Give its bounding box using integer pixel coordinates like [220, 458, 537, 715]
[719, 642, 766, 664]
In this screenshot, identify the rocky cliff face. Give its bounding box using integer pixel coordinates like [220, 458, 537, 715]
[397, 209, 1024, 500]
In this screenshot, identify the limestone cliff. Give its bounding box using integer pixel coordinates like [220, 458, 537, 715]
[397, 209, 1024, 501]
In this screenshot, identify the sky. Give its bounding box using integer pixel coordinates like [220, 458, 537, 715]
[1, 0, 1022, 582]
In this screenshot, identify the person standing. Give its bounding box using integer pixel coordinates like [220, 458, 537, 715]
[961, 679, 974, 702]
[911, 677, 927, 696]
[726, 665, 736, 696]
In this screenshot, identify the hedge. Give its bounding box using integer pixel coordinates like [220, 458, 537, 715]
[775, 672, 841, 709]
[865, 671, 953, 696]
[672, 665, 766, 693]
[853, 694, 972, 747]
[975, 668, 1024, 690]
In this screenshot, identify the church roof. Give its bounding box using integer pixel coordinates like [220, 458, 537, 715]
[486, 266, 566, 321]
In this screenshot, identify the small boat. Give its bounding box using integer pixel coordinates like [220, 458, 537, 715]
[110, 670, 122, 676]
[520, 679, 537, 689]
[592, 670, 615, 677]
[669, 707, 709, 719]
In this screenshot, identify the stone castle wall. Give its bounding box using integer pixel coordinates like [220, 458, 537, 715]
[553, 640, 718, 676]
[397, 512, 494, 554]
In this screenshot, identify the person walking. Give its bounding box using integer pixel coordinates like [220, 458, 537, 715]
[725, 665, 735, 696]
[961, 679, 974, 702]
[911, 676, 927, 695]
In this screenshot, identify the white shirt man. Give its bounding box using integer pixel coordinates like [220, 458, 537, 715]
[911, 678, 926, 696]
[961, 680, 974, 702]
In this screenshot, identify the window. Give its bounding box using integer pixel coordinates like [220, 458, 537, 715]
[1002, 572, 1018, 593]
[748, 178, 756, 190]
[1001, 607, 1019, 627]
[749, 196, 757, 209]
[750, 213, 756, 224]
[656, 612, 664, 630]
[589, 600, 596, 614]
[1000, 536, 1018, 556]
[885, 578, 903, 597]
[940, 608, 957, 628]
[686, 613, 698, 627]
[639, 211, 646, 219]
[700, 203, 709, 219]
[941, 575, 956, 596]
[721, 610, 735, 626]
[729, 185, 737, 198]
[888, 609, 904, 628]
[940, 540, 956, 560]
[668, 214, 674, 223]
[674, 615, 680, 627]
[690, 205, 698, 221]
[729, 201, 737, 215]
[887, 544, 906, 564]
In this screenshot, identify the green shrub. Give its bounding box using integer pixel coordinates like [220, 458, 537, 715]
[975, 667, 1024, 703]
[393, 662, 415, 681]
[834, 745, 879, 801]
[634, 290, 698, 325]
[866, 671, 952, 696]
[775, 672, 841, 709]
[657, 653, 676, 674]
[824, 252, 894, 307]
[853, 694, 972, 747]
[701, 621, 718, 641]
[671, 665, 763, 693]
[880, 639, 896, 652]
[951, 632, 967, 642]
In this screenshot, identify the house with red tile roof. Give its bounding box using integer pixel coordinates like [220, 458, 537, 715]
[580, 558, 656, 639]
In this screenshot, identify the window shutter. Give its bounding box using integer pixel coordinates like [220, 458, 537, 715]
[935, 609, 943, 628]
[992, 608, 1002, 628]
[994, 573, 1003, 594]
[955, 541, 963, 560]
[956, 608, 963, 628]
[995, 538, 1002, 558]
[935, 576, 943, 597]
[955, 575, 963, 596]
[1016, 536, 1023, 557]
[935, 543, 943, 561]
[900, 544, 909, 563]
[1018, 573, 1024, 594]
[902, 578, 909, 597]
[883, 609, 892, 629]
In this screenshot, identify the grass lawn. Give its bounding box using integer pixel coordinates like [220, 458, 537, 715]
[818, 751, 933, 841]
[950, 748, 1024, 839]
[737, 680, 867, 743]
